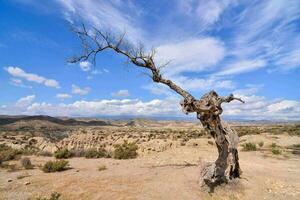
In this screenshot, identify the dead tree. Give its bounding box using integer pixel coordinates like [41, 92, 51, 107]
[69, 24, 245, 188]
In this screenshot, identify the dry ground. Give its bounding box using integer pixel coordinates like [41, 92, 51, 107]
[1, 137, 299, 200]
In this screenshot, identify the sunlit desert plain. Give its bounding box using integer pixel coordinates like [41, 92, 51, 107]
[0, 116, 299, 200]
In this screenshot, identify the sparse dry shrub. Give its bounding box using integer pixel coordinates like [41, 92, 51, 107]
[258, 141, 264, 147]
[21, 146, 39, 156]
[42, 160, 69, 173]
[54, 149, 72, 159]
[0, 144, 21, 164]
[236, 127, 261, 136]
[272, 148, 282, 155]
[271, 143, 277, 148]
[20, 157, 33, 169]
[291, 144, 300, 155]
[242, 142, 257, 151]
[292, 144, 300, 148]
[98, 164, 107, 171]
[84, 148, 108, 158]
[36, 192, 61, 200]
[113, 141, 138, 159]
[1, 163, 20, 172]
[180, 142, 186, 146]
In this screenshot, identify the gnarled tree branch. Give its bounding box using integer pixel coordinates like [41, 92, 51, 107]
[69, 24, 194, 102]
[70, 24, 245, 189]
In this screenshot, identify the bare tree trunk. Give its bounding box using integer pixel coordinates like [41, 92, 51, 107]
[197, 91, 242, 190]
[70, 25, 244, 189]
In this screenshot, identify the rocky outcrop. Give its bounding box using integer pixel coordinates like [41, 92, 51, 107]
[29, 137, 59, 153]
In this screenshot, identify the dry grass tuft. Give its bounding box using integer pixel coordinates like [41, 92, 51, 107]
[98, 164, 107, 171]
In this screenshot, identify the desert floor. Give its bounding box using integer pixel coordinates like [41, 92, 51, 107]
[1, 137, 299, 200]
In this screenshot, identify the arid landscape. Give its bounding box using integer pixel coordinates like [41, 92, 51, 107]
[1, 1, 300, 200]
[0, 116, 299, 200]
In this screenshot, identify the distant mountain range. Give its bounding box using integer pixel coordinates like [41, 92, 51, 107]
[0, 115, 110, 126]
[0, 115, 298, 128]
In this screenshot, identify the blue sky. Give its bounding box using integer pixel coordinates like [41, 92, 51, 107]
[0, 0, 299, 120]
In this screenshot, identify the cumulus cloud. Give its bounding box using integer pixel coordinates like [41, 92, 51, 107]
[172, 76, 235, 91]
[15, 95, 36, 107]
[111, 89, 130, 97]
[222, 85, 300, 121]
[267, 100, 300, 113]
[0, 96, 181, 117]
[1, 92, 300, 120]
[56, 93, 72, 100]
[71, 84, 90, 95]
[4, 66, 60, 88]
[156, 37, 225, 76]
[0, 95, 36, 115]
[79, 61, 91, 71]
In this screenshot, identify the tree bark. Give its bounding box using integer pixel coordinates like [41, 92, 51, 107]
[196, 91, 242, 189]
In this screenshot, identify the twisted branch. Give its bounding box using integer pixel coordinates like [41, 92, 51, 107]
[69, 24, 244, 114]
[69, 24, 194, 101]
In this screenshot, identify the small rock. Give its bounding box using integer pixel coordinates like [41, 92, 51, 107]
[76, 170, 80, 172]
[24, 182, 30, 185]
[7, 179, 13, 182]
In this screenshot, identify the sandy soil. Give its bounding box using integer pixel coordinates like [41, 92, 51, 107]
[0, 138, 299, 200]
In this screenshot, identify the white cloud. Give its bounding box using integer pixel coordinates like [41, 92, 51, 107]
[1, 93, 300, 120]
[195, 0, 235, 26]
[56, 93, 72, 100]
[111, 89, 130, 97]
[275, 49, 300, 70]
[15, 95, 36, 107]
[56, 0, 145, 43]
[172, 76, 235, 91]
[178, 0, 236, 29]
[228, 0, 300, 71]
[143, 76, 235, 96]
[55, 0, 300, 74]
[215, 59, 266, 76]
[4, 66, 60, 88]
[9, 97, 182, 117]
[156, 38, 225, 76]
[10, 78, 32, 88]
[267, 100, 300, 113]
[71, 84, 90, 95]
[44, 79, 60, 88]
[232, 84, 263, 96]
[0, 95, 36, 115]
[79, 61, 91, 71]
[222, 85, 300, 120]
